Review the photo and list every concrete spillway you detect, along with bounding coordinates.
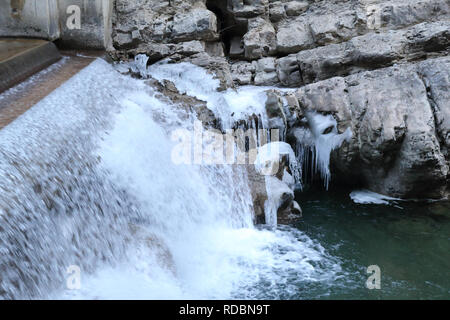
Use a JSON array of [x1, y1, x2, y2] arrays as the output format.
[[0, 39, 61, 94], [0, 41, 103, 129]]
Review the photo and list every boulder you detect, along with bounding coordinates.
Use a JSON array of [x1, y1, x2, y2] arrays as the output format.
[[284, 1, 309, 17], [229, 0, 268, 18], [308, 7, 367, 46], [277, 55, 302, 87], [171, 8, 219, 42], [253, 57, 278, 85], [276, 17, 314, 54], [243, 17, 277, 60], [230, 61, 255, 85], [269, 1, 285, 22], [278, 200, 302, 225], [113, 32, 138, 49], [175, 40, 205, 56], [204, 41, 225, 57]]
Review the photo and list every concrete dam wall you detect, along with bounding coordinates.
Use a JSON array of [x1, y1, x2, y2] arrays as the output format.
[[0, 0, 113, 49]]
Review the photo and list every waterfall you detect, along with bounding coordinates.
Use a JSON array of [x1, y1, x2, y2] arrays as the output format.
[[0, 58, 343, 299]]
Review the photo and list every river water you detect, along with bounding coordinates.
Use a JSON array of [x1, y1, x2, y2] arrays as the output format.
[[0, 58, 448, 299], [296, 190, 450, 299]]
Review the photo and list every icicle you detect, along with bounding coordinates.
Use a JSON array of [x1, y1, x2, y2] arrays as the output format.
[[306, 112, 352, 190]]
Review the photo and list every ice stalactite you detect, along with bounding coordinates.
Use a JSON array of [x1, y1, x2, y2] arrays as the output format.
[[294, 112, 352, 190]]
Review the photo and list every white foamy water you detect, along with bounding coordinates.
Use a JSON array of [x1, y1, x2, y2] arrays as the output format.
[[0, 58, 344, 299]]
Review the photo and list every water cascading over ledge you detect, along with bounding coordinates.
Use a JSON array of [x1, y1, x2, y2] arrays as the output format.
[[0, 58, 344, 299]]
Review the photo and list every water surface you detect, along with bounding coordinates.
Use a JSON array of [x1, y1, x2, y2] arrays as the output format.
[[293, 189, 450, 299]]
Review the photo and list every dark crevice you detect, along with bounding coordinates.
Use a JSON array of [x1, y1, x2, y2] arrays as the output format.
[[297, 62, 305, 85], [206, 0, 248, 58]]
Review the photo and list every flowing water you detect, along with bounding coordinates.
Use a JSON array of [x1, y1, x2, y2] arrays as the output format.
[[0, 58, 448, 299]]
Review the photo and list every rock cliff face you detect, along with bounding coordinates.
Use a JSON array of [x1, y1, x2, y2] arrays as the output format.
[[293, 57, 449, 198], [110, 0, 449, 200]]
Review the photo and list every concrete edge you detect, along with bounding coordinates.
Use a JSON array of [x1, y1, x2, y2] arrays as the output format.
[[0, 42, 62, 94]]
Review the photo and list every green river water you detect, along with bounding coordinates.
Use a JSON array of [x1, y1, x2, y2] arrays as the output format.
[[292, 189, 450, 299]]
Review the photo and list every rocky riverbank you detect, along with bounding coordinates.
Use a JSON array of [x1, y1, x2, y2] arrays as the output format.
[[108, 0, 449, 219]]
